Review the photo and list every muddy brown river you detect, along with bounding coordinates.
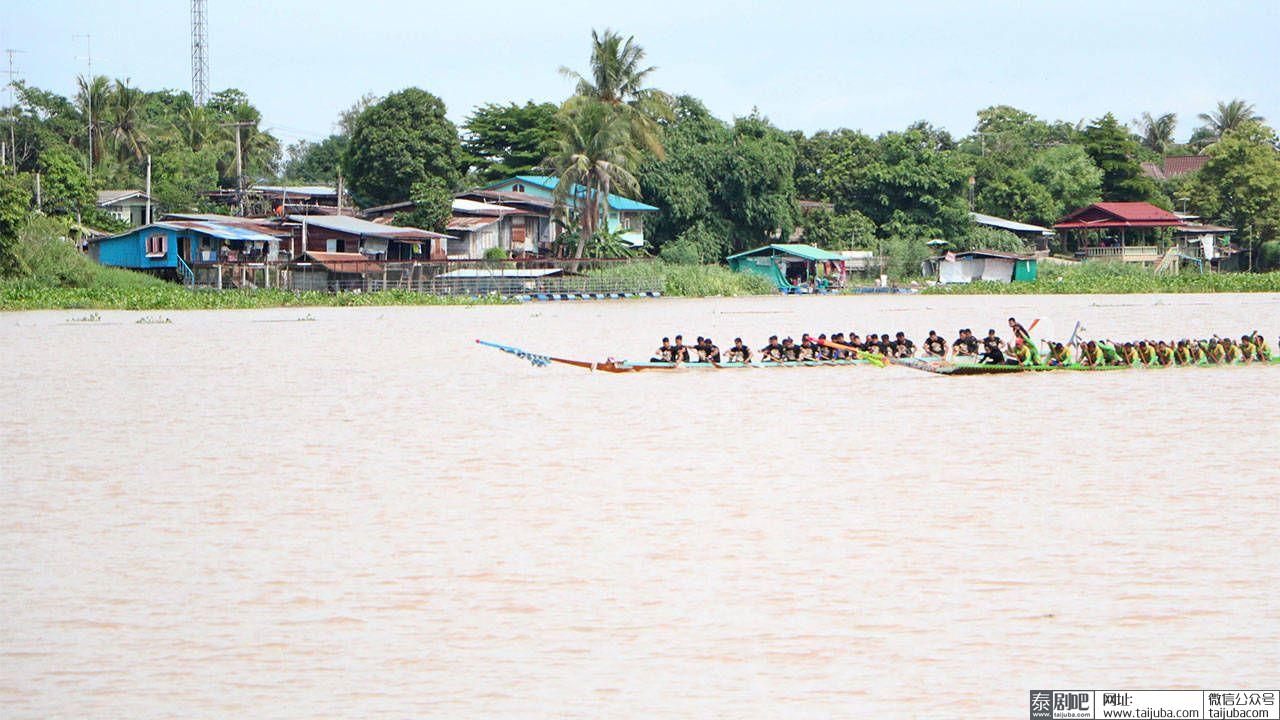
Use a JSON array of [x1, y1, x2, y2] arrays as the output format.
[[2, 293, 1278, 718]]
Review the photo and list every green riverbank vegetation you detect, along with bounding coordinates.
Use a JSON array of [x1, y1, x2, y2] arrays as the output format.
[[922, 261, 1280, 295], [2, 29, 1279, 303]]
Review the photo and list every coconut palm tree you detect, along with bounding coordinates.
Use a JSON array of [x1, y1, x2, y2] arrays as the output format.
[[1196, 99, 1265, 147], [1134, 112, 1177, 154], [560, 29, 672, 157], [172, 104, 216, 151], [544, 100, 641, 263], [109, 79, 149, 162], [74, 74, 111, 168]]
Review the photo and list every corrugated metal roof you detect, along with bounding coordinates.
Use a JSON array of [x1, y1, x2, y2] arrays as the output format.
[[726, 244, 845, 262], [452, 198, 521, 215], [97, 189, 148, 206], [446, 215, 500, 231], [299, 251, 382, 274], [482, 175, 659, 212], [970, 212, 1053, 236], [1055, 202, 1183, 229], [90, 221, 280, 244], [289, 214, 452, 240], [437, 268, 563, 279], [252, 185, 337, 197], [458, 189, 555, 209]]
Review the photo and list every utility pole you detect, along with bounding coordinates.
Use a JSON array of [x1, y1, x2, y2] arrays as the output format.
[[336, 170, 344, 215], [74, 34, 93, 179], [221, 120, 253, 215], [145, 153, 152, 224], [34, 171, 41, 210]]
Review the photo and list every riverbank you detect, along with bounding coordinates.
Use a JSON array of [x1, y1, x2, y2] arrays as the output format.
[[0, 282, 516, 310], [920, 262, 1280, 294]]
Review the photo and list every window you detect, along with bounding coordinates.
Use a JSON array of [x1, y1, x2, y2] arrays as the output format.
[[511, 183, 526, 193], [144, 234, 168, 258]]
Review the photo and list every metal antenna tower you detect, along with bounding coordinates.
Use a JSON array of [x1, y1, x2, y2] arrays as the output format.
[[191, 0, 209, 106]]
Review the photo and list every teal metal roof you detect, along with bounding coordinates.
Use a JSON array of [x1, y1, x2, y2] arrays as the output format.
[[483, 175, 659, 212], [726, 244, 845, 262]]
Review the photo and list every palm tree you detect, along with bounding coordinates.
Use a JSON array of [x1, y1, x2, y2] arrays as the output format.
[[1196, 99, 1265, 148], [109, 79, 149, 162], [74, 74, 111, 168], [544, 100, 641, 264], [171, 104, 216, 151], [1134, 112, 1177, 154], [560, 29, 672, 157]]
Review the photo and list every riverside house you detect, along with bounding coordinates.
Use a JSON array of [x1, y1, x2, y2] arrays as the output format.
[[87, 218, 285, 283], [480, 175, 658, 250]]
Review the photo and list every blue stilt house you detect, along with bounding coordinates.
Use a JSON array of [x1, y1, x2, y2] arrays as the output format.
[[88, 220, 283, 282]]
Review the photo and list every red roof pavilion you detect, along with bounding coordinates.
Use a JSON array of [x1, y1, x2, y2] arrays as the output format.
[[1054, 202, 1185, 230]]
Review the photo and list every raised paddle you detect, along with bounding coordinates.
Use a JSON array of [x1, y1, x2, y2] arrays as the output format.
[[816, 339, 889, 368]]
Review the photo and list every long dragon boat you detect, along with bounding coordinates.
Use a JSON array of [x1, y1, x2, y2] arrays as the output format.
[[478, 339, 1278, 376]]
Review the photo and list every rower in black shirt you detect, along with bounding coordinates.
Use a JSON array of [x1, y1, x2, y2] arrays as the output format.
[[704, 337, 721, 363], [760, 335, 783, 362], [651, 337, 673, 362], [980, 329, 1005, 364], [781, 337, 800, 361], [1008, 317, 1031, 343], [892, 331, 915, 358], [963, 329, 981, 355], [727, 337, 752, 363], [923, 330, 947, 358], [671, 335, 691, 363]]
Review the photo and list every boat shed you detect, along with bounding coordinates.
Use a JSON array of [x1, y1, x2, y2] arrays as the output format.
[[727, 244, 846, 292], [930, 250, 1038, 284]]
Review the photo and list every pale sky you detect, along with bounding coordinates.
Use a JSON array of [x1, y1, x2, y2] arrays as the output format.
[[2, 0, 1276, 149]]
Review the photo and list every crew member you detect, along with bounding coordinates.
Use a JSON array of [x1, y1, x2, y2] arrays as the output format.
[[651, 337, 673, 362], [727, 338, 752, 363], [923, 330, 947, 358]]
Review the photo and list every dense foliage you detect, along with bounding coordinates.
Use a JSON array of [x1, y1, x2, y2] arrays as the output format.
[[2, 28, 1279, 293], [342, 88, 464, 207], [462, 102, 559, 183]]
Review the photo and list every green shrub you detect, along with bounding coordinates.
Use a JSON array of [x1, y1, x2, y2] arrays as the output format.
[[922, 261, 1280, 295], [588, 260, 774, 297]]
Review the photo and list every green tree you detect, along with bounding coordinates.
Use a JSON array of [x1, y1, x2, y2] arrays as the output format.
[[109, 79, 149, 163], [283, 135, 347, 184], [1134, 112, 1177, 155], [560, 28, 672, 158], [801, 208, 876, 250], [636, 96, 731, 252], [0, 174, 34, 275], [837, 126, 971, 239], [1188, 122, 1280, 265], [74, 74, 111, 169], [37, 145, 94, 217], [1024, 145, 1103, 222], [462, 101, 558, 182], [343, 87, 464, 207], [1196, 99, 1265, 147], [1081, 113, 1163, 204], [545, 99, 640, 262], [152, 148, 219, 213], [394, 176, 452, 232], [718, 113, 798, 249]]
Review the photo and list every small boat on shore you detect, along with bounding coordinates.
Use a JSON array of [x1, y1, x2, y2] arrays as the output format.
[[478, 339, 1279, 376]]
